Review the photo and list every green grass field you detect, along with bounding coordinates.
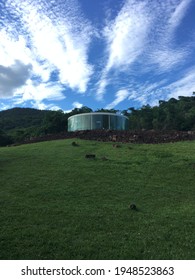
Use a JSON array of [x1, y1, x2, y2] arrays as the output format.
[[0, 139, 195, 260]]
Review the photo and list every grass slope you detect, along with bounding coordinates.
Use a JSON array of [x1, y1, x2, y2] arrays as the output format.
[[0, 139, 195, 260]]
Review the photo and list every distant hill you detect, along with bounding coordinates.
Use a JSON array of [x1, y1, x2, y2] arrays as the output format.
[[0, 106, 91, 145], [0, 107, 49, 131], [0, 107, 58, 145]]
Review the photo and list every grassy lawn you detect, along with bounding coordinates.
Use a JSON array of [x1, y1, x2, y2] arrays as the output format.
[[0, 139, 195, 260]]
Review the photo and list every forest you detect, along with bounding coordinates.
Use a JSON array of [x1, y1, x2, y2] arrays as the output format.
[[0, 94, 195, 146]]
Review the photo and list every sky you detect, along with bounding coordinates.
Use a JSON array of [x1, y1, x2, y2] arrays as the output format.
[[0, 0, 195, 112]]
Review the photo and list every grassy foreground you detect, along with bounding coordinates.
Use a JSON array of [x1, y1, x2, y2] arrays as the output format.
[[0, 139, 195, 260]]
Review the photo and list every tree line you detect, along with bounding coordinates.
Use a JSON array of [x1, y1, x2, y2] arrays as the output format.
[[125, 95, 195, 131], [0, 94, 194, 146]]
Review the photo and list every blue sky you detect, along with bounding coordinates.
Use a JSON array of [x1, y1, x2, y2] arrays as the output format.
[[0, 0, 195, 112]]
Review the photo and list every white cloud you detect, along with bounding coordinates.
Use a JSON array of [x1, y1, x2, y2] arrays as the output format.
[[96, 76, 109, 100], [96, 0, 151, 98], [126, 67, 195, 106], [72, 101, 83, 108], [166, 68, 195, 99], [63, 101, 83, 113], [148, 0, 192, 71], [96, 0, 193, 103], [106, 89, 129, 109], [0, 103, 12, 111], [168, 0, 192, 33], [149, 48, 189, 71], [31, 101, 62, 111], [125, 79, 169, 106], [15, 80, 65, 103], [104, 0, 150, 71], [0, 31, 30, 66], [0, 0, 95, 105], [6, 0, 94, 93], [0, 0, 194, 111]]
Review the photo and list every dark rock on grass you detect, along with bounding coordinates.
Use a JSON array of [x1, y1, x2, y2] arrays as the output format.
[[72, 141, 79, 146], [85, 154, 96, 159], [129, 203, 137, 210]]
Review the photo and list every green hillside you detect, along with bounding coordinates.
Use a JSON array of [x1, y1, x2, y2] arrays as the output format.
[[0, 108, 49, 144], [0, 107, 68, 144], [0, 107, 48, 130], [0, 106, 90, 145], [0, 139, 194, 259]]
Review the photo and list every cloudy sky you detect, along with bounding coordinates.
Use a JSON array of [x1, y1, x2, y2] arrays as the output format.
[[0, 0, 195, 112]]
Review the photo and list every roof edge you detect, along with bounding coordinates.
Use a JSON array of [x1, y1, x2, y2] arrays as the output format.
[[68, 112, 129, 120]]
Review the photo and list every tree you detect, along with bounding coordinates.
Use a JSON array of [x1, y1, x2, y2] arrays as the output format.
[[42, 110, 67, 134], [70, 106, 93, 115], [95, 108, 119, 114], [0, 129, 13, 146]]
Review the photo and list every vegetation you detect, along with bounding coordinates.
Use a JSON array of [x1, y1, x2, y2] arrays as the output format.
[[0, 95, 195, 146], [0, 106, 92, 145], [0, 129, 13, 146], [0, 139, 195, 259], [126, 96, 195, 131]]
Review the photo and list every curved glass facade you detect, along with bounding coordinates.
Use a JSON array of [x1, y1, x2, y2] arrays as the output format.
[[68, 113, 129, 131]]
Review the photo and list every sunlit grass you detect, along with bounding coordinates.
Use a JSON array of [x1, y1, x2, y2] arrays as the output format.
[[0, 139, 195, 259]]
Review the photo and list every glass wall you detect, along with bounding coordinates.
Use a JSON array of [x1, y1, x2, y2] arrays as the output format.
[[91, 114, 103, 130], [110, 115, 117, 130], [68, 113, 128, 131]]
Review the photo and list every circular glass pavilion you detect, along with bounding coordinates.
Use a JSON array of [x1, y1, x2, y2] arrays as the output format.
[[68, 112, 129, 131]]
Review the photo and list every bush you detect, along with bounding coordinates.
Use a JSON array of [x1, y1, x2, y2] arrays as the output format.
[[0, 130, 13, 146]]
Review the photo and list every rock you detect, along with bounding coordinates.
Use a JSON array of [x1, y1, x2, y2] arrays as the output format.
[[72, 141, 79, 146], [85, 154, 96, 159], [129, 203, 137, 210]]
